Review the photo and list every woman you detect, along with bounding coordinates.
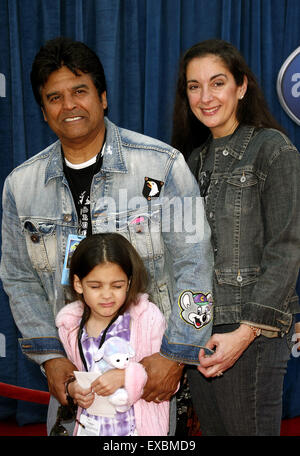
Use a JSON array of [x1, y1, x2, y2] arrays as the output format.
[[172, 39, 300, 436]]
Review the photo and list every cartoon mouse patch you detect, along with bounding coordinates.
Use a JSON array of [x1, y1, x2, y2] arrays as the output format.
[[179, 290, 213, 329], [143, 177, 164, 200]]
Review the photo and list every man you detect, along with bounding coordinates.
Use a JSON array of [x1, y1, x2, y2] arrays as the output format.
[[0, 38, 213, 419]]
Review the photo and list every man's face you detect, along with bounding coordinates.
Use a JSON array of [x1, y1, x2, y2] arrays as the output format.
[[41, 66, 107, 150]]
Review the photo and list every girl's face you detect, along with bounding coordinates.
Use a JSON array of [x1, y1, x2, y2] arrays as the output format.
[[73, 261, 129, 325], [186, 54, 247, 138]]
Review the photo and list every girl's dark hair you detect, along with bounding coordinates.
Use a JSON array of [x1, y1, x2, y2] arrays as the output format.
[[30, 36, 107, 111], [69, 233, 148, 319], [171, 39, 284, 159]]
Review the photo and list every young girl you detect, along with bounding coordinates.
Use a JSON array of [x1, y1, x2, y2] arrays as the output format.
[[55, 232, 169, 436]]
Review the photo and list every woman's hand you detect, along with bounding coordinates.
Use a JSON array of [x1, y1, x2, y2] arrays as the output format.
[[197, 324, 256, 377], [91, 369, 125, 396], [67, 380, 95, 409]]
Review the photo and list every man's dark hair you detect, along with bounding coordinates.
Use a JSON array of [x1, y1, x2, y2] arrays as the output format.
[[30, 37, 107, 108]]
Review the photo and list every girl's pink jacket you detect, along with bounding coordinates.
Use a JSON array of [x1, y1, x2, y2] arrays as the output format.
[[55, 293, 170, 436]]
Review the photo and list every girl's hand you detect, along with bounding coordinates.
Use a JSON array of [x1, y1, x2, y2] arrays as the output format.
[[197, 324, 256, 377], [91, 369, 125, 396], [67, 380, 95, 409]]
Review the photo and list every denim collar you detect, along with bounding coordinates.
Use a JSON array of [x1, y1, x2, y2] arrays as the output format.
[[44, 117, 128, 185], [199, 125, 256, 163]]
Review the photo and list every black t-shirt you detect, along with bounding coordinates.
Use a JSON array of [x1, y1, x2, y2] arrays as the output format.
[[63, 152, 103, 236]]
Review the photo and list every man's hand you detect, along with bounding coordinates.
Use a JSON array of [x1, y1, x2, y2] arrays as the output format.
[[43, 357, 77, 405], [140, 352, 184, 403]]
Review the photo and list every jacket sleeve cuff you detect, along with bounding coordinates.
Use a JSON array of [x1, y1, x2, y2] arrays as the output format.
[[19, 337, 66, 365], [241, 302, 293, 334]]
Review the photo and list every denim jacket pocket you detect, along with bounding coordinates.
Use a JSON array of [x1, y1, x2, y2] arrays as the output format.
[[98, 205, 165, 261], [21, 218, 57, 271], [127, 205, 164, 260], [225, 170, 259, 214], [215, 267, 260, 287]]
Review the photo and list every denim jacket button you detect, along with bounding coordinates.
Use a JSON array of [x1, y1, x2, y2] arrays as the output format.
[[209, 212, 214, 219], [240, 176, 246, 183], [222, 149, 229, 156], [237, 274, 243, 282], [63, 214, 72, 222], [30, 234, 40, 243]]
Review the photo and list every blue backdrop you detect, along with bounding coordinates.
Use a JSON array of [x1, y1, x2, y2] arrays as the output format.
[[0, 0, 300, 426]]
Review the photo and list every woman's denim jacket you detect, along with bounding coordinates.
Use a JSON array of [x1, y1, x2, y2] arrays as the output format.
[[188, 125, 300, 335], [0, 118, 214, 365]]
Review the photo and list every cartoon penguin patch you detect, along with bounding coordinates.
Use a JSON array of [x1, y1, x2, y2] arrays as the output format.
[[179, 290, 213, 329], [143, 177, 164, 200]]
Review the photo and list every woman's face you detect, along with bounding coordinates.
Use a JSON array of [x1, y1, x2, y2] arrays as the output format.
[[186, 54, 247, 138]]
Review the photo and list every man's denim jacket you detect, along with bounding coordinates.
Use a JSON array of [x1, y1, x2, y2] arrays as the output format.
[[188, 125, 300, 335], [0, 118, 214, 365]]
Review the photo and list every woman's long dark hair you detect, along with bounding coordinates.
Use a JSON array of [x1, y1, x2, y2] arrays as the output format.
[[171, 39, 284, 159], [69, 233, 149, 322]]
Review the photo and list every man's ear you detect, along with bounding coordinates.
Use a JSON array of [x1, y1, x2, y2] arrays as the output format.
[[100, 90, 108, 110], [41, 106, 48, 122], [73, 274, 83, 294]]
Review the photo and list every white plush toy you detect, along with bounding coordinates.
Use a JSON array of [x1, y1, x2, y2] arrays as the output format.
[[93, 336, 135, 413]]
